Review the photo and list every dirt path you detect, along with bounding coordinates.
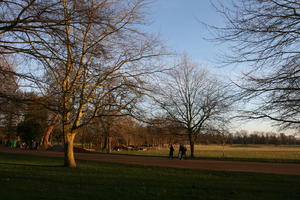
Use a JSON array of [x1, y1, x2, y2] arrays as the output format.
[[1, 146, 300, 175]]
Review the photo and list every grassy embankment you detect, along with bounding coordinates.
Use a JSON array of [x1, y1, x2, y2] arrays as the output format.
[[114, 144, 300, 163], [1, 152, 300, 200]]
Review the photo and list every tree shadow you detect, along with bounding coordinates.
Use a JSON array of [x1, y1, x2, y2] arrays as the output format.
[[0, 162, 64, 168]]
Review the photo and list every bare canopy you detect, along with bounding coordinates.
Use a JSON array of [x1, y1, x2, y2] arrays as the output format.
[[210, 0, 300, 130], [153, 55, 233, 157], [0, 0, 165, 167]]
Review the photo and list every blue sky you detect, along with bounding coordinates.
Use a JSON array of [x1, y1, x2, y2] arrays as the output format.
[[148, 0, 222, 62], [146, 0, 278, 133], [147, 0, 240, 79]]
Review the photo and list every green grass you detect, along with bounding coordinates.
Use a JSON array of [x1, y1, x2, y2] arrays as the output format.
[[1, 152, 300, 200], [114, 145, 300, 163]]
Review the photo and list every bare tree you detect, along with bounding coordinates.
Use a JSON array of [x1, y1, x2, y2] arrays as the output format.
[[1, 0, 164, 167], [0, 0, 62, 54], [97, 90, 137, 153], [0, 1, 63, 143], [210, 0, 300, 130], [0, 0, 36, 34], [153, 55, 232, 157], [0, 55, 22, 140]]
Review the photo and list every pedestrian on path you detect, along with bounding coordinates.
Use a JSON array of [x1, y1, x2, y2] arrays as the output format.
[[178, 144, 187, 160], [168, 144, 175, 159]]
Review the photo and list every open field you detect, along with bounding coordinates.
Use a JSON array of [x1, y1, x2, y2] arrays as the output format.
[[114, 145, 300, 162], [1, 152, 300, 200], [2, 146, 300, 175]]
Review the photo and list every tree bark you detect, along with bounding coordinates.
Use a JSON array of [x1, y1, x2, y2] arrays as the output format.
[[64, 132, 76, 168], [103, 134, 111, 153], [107, 136, 111, 153], [102, 134, 107, 152], [41, 114, 59, 149], [41, 127, 53, 149], [188, 133, 195, 158]]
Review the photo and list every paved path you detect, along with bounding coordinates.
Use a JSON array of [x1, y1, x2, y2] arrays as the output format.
[[1, 146, 300, 175]]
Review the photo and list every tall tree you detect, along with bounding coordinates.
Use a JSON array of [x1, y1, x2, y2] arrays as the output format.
[[153, 55, 232, 157], [211, 0, 300, 130], [0, 0, 61, 141], [0, 55, 21, 140], [1, 0, 164, 167], [17, 101, 48, 145]]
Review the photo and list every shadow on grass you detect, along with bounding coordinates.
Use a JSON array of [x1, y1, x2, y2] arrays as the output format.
[[0, 162, 64, 168], [109, 152, 300, 163]]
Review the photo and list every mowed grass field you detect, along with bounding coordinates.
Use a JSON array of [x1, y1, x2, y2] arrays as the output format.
[[1, 152, 300, 200], [115, 145, 300, 162]]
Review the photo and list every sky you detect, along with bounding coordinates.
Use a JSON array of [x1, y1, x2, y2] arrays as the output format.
[[148, 0, 221, 62], [146, 0, 278, 133]]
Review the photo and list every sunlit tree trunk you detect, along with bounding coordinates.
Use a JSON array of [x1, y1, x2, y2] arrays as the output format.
[[41, 114, 59, 149], [64, 131, 76, 168], [41, 126, 54, 149]]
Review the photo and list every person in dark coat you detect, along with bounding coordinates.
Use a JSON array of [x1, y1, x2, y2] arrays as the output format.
[[168, 144, 175, 159], [181, 145, 187, 160], [178, 144, 183, 159], [179, 144, 187, 160]]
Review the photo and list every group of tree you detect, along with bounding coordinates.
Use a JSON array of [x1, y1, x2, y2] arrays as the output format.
[[199, 130, 300, 145], [1, 0, 300, 168], [0, 0, 165, 167], [0, 0, 236, 167], [53, 121, 300, 149]]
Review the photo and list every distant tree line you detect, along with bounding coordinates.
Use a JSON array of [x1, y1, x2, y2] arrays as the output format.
[[73, 125, 300, 147], [198, 131, 300, 146], [1, 103, 299, 150]]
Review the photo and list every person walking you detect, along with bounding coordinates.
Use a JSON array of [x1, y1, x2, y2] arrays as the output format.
[[181, 145, 187, 160], [178, 144, 183, 159], [168, 144, 175, 159], [178, 144, 187, 160]]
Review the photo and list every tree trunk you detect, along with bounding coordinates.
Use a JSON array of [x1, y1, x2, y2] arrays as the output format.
[[41, 115, 59, 149], [103, 135, 111, 153], [96, 136, 102, 151], [64, 132, 76, 168], [41, 122, 56, 148], [107, 136, 111, 153], [41, 128, 52, 149], [102, 135, 107, 152], [188, 134, 195, 158]]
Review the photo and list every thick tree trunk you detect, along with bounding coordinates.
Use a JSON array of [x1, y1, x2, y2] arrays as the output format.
[[64, 132, 76, 168], [102, 135, 107, 152], [103, 134, 111, 153], [188, 134, 195, 158], [41, 127, 53, 149], [41, 115, 59, 149], [107, 136, 111, 153]]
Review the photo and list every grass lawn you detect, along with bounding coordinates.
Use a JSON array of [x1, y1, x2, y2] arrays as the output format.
[[114, 144, 300, 163], [1, 152, 300, 200]]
